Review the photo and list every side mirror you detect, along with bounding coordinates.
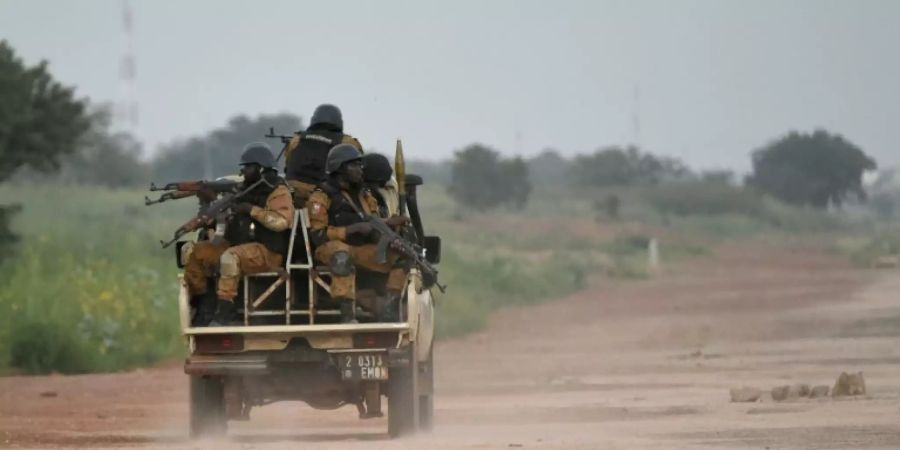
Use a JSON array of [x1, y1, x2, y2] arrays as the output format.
[[175, 241, 192, 269], [424, 236, 441, 264]]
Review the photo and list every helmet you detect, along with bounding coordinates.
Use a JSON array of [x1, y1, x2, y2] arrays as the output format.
[[362, 153, 393, 185], [239, 142, 275, 169], [310, 104, 343, 131], [325, 144, 363, 175]]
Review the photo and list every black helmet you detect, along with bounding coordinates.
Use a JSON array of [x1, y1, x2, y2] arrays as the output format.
[[362, 153, 393, 186], [239, 142, 275, 169], [310, 104, 343, 131], [325, 144, 363, 175]]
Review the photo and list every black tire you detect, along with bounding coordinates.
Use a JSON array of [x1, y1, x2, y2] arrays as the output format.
[[189, 375, 227, 438], [388, 345, 418, 438], [418, 346, 434, 432]]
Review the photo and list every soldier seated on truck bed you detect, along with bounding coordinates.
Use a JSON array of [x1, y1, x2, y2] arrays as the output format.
[[307, 144, 409, 324], [283, 104, 364, 207], [361, 152, 400, 218], [183, 143, 295, 326]]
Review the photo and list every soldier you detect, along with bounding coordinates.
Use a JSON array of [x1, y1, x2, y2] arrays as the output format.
[[183, 142, 295, 326], [307, 144, 408, 323], [361, 152, 400, 218], [284, 104, 364, 206]]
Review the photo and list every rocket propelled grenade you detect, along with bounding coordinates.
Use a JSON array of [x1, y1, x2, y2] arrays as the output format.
[[395, 139, 407, 216]]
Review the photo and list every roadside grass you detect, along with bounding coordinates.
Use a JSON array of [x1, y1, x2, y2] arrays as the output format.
[[831, 228, 900, 267], [0, 181, 855, 374], [0, 185, 190, 374]]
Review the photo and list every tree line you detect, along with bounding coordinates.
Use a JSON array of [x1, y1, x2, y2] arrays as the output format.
[[0, 38, 886, 242]]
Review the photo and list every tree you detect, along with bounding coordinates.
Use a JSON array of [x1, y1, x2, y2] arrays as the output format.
[[151, 113, 303, 181], [53, 106, 148, 187], [746, 130, 876, 208], [501, 156, 532, 210], [527, 149, 569, 186], [0, 40, 90, 180], [570, 145, 689, 187], [0, 40, 90, 260], [447, 144, 532, 210]]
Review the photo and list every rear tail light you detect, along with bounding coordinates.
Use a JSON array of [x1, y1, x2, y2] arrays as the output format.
[[195, 334, 244, 353], [353, 332, 396, 349]]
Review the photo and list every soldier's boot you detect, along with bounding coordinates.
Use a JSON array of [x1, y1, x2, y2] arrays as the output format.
[[189, 279, 218, 327], [209, 299, 239, 327], [191, 294, 218, 327], [339, 300, 358, 324], [191, 282, 219, 327], [376, 293, 400, 323]]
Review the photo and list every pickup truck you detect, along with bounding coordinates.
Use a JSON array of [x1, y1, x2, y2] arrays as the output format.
[[175, 175, 440, 438]]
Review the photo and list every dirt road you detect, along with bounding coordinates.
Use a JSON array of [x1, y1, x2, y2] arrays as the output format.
[[3, 241, 900, 449]]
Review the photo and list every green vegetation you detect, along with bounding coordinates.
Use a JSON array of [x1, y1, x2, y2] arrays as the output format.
[[0, 185, 191, 374], [447, 144, 531, 210], [0, 176, 862, 375], [747, 129, 875, 208], [0, 39, 91, 263], [833, 229, 900, 267], [417, 181, 842, 337], [0, 38, 890, 377]]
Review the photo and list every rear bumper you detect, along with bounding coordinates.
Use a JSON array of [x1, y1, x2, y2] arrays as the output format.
[[183, 323, 410, 336], [185, 354, 269, 376]]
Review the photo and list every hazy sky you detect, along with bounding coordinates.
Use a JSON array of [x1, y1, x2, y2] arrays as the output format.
[[2, 0, 898, 172]]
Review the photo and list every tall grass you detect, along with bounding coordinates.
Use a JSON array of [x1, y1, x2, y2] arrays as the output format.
[[0, 185, 190, 374]]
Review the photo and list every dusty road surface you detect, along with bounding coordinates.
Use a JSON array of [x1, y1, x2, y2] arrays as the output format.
[[3, 241, 900, 449]]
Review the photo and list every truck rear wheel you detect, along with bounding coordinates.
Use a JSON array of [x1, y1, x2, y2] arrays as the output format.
[[388, 346, 418, 438], [189, 375, 227, 438], [418, 346, 434, 431]]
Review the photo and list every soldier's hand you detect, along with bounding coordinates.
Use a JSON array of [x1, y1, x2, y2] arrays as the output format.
[[232, 202, 254, 215], [345, 222, 373, 236], [388, 238, 405, 251], [385, 215, 409, 227], [185, 215, 212, 232]]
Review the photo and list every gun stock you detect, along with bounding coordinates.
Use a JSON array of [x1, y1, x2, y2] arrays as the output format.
[[365, 215, 444, 291]]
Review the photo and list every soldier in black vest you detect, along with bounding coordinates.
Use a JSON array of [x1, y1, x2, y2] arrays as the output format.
[[183, 143, 295, 326], [307, 144, 409, 323], [284, 104, 364, 206]]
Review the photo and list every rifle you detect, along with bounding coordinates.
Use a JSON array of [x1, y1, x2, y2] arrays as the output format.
[[366, 215, 446, 293], [145, 179, 240, 206], [265, 127, 295, 164], [159, 177, 267, 248]]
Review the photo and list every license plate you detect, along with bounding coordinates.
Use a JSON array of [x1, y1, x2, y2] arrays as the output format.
[[338, 352, 388, 381]]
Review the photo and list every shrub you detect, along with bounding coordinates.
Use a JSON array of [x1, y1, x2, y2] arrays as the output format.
[[9, 320, 96, 374], [643, 181, 764, 217]]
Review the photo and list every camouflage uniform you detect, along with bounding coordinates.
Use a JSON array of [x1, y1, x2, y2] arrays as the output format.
[[184, 179, 295, 301], [307, 182, 407, 302], [374, 177, 400, 218]]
